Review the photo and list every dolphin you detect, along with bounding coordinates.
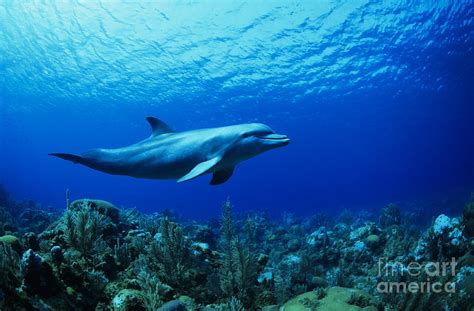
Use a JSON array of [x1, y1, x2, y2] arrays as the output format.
[[49, 117, 290, 185]]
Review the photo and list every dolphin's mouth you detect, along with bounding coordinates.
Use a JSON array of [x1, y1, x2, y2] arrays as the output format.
[[258, 134, 290, 144]]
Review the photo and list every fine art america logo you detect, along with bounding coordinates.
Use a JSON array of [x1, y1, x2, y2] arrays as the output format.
[[377, 257, 457, 293]]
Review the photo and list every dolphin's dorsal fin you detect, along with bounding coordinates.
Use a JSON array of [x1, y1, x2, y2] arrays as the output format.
[[146, 116, 174, 136]]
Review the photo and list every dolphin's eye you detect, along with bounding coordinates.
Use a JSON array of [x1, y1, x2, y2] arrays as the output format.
[[242, 133, 250, 138]]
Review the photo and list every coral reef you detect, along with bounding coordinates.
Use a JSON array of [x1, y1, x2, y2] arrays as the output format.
[[379, 203, 401, 228], [282, 286, 379, 311], [0, 184, 472, 310]]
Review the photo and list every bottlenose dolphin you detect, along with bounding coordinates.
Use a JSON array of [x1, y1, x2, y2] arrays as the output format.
[[50, 117, 290, 185]]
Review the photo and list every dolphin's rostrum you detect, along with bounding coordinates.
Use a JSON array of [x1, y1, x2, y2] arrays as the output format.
[[50, 117, 290, 185]]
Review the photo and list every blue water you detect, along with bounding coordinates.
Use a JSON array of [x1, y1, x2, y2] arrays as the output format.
[[0, 1, 473, 219]]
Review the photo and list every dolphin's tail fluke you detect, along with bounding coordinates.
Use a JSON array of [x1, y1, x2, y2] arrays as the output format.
[[49, 153, 83, 164]]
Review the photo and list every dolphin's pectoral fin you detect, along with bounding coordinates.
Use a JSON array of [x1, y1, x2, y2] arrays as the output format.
[[177, 157, 222, 183], [146, 116, 174, 136], [210, 167, 234, 185]]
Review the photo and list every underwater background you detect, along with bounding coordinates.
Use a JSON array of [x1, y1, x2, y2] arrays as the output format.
[[1, 1, 474, 218], [1, 1, 474, 311]]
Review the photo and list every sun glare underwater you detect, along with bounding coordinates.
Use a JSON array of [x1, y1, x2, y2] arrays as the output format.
[[0, 1, 474, 310]]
